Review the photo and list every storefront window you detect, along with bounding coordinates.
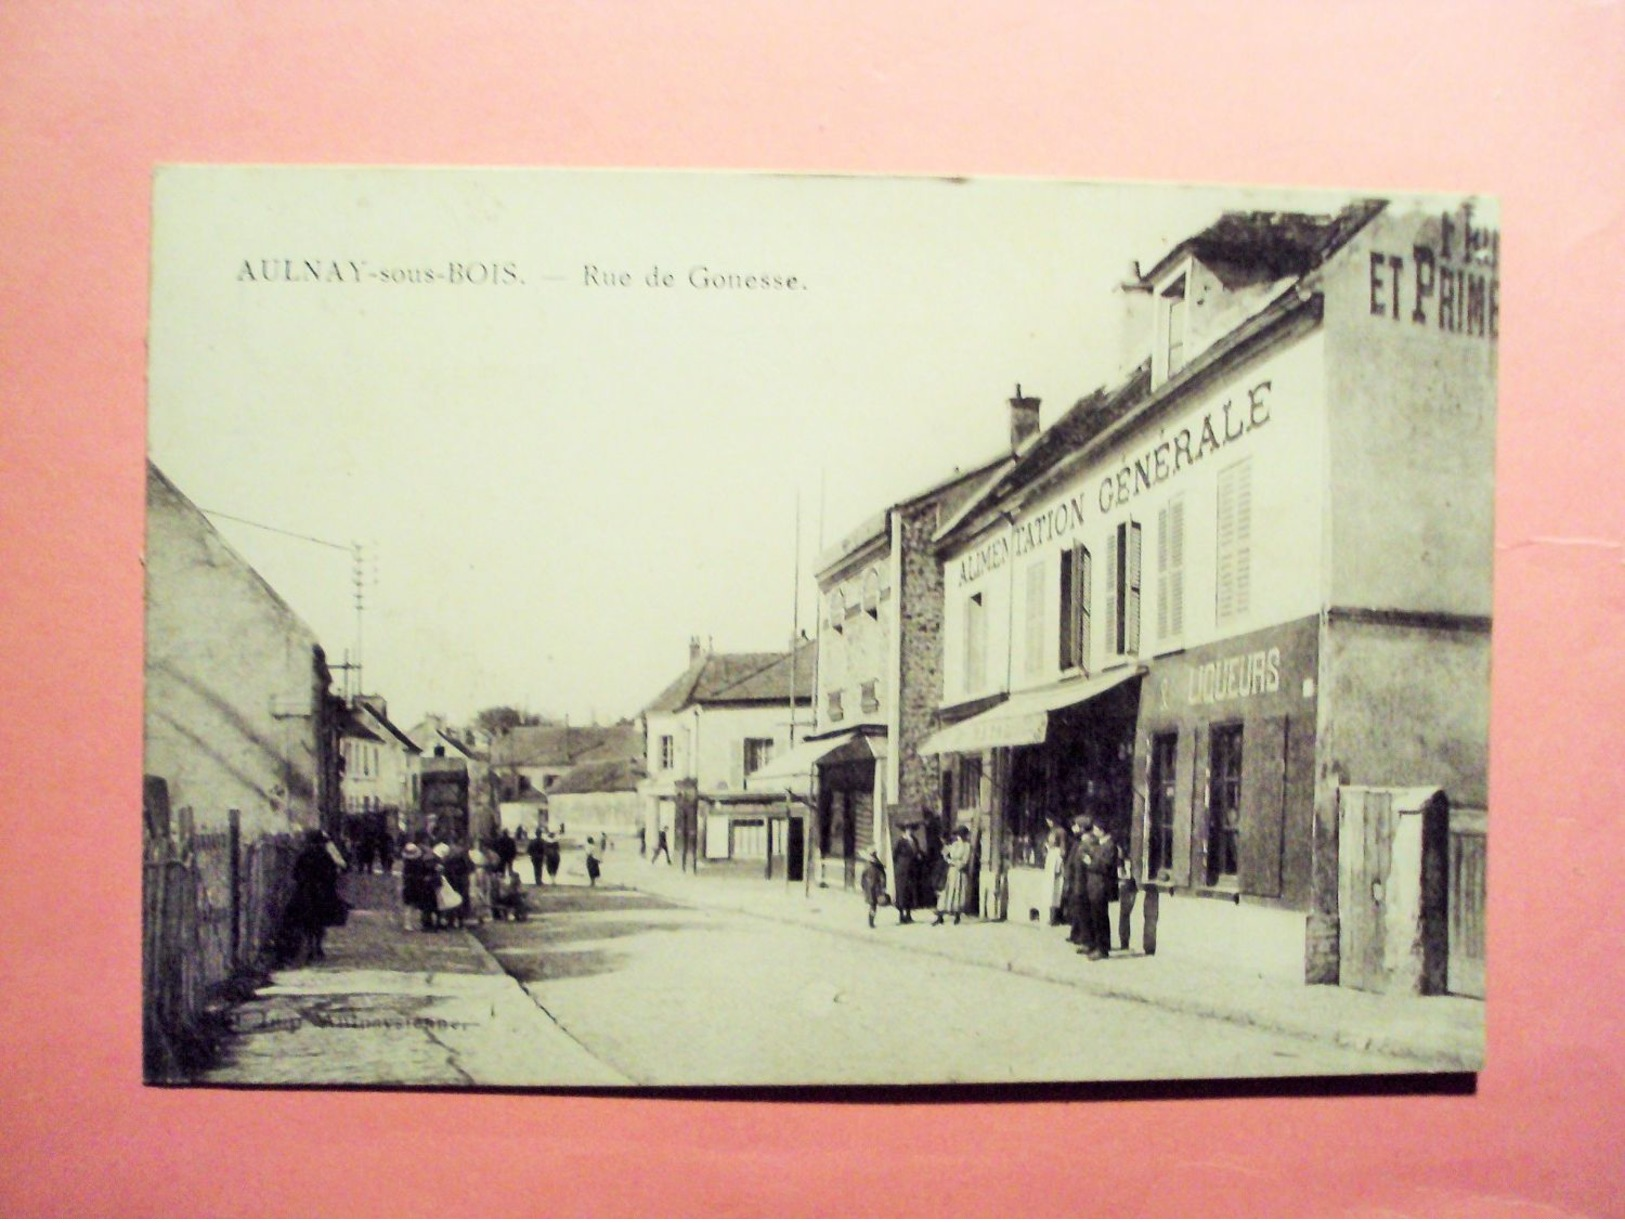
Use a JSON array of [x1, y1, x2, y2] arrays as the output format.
[[1207, 723, 1243, 883]]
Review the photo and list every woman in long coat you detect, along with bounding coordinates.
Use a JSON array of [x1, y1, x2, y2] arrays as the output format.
[[932, 827, 973, 926], [892, 826, 922, 924], [400, 842, 436, 931], [285, 829, 342, 962]]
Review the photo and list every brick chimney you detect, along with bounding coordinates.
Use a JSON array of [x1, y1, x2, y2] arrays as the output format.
[[1009, 384, 1041, 452]]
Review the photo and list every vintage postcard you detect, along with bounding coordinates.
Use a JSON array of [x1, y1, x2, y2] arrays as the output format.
[[144, 167, 1494, 1087]]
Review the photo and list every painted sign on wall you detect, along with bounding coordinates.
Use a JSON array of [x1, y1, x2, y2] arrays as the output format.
[[1367, 206, 1499, 341]]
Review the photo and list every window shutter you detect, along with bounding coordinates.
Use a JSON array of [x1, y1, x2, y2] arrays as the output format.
[[1169, 496, 1185, 637], [1156, 506, 1170, 640], [1216, 459, 1249, 621], [1105, 529, 1120, 655], [1126, 520, 1142, 655], [1058, 550, 1074, 671], [1025, 560, 1046, 677], [1078, 546, 1092, 673], [1237, 716, 1286, 897]]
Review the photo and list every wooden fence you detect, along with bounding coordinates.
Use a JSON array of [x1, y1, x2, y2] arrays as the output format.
[[142, 806, 304, 1081]]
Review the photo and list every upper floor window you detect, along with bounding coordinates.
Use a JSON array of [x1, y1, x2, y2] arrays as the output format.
[[1157, 495, 1186, 642], [1104, 520, 1142, 657], [1216, 457, 1253, 622], [964, 592, 987, 692], [659, 734, 675, 772], [827, 588, 845, 634], [859, 679, 881, 715], [861, 567, 882, 619], [827, 689, 845, 722], [743, 737, 774, 776], [1058, 545, 1092, 673], [1161, 273, 1188, 380]]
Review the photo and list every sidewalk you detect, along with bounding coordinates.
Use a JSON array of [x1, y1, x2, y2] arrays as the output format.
[[201, 874, 628, 1087], [619, 856, 1485, 1072]]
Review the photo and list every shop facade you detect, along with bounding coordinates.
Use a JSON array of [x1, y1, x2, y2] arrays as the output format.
[[927, 199, 1495, 986]]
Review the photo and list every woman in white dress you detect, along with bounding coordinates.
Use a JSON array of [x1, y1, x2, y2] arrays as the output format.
[[932, 827, 974, 926], [1043, 818, 1070, 926]]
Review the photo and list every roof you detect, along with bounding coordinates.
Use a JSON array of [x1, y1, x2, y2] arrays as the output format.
[[492, 722, 641, 768], [339, 710, 384, 743], [643, 639, 819, 713], [548, 756, 647, 795], [1140, 199, 1386, 286], [358, 700, 421, 754], [935, 368, 1149, 545], [815, 453, 1009, 579], [937, 204, 1382, 551]]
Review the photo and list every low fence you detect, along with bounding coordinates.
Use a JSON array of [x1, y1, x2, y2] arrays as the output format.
[[142, 806, 304, 1081]]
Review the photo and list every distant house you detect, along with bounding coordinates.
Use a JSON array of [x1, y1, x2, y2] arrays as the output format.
[[405, 715, 483, 840], [491, 721, 643, 834], [639, 637, 816, 870], [547, 752, 648, 842], [339, 696, 420, 835]]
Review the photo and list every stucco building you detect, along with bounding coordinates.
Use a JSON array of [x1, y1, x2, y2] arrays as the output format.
[[639, 637, 816, 868], [926, 200, 1496, 985], [144, 462, 341, 841]]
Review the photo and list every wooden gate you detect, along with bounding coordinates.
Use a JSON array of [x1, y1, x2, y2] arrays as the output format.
[[1447, 808, 1487, 998], [1338, 786, 1449, 995]]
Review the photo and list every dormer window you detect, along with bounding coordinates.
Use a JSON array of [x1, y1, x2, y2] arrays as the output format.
[[1161, 272, 1188, 381]]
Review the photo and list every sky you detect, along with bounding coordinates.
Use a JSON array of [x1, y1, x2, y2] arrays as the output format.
[[147, 167, 1355, 729]]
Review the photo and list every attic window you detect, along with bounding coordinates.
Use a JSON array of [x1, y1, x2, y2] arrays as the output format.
[[1162, 273, 1188, 378]]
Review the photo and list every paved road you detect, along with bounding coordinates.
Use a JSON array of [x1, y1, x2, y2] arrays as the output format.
[[476, 881, 1429, 1088]]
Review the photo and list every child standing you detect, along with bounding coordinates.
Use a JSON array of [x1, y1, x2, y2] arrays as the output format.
[[860, 849, 887, 929]]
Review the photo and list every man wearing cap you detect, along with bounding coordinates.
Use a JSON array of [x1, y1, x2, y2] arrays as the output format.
[[1067, 810, 1118, 960]]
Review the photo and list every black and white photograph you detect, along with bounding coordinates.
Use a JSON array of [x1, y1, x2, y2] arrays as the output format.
[[143, 166, 1495, 1088]]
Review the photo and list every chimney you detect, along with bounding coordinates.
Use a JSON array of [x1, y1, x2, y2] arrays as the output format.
[[1009, 384, 1041, 453], [689, 635, 704, 663]]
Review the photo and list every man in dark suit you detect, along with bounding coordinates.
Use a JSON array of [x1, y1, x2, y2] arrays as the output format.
[[1068, 810, 1118, 960]]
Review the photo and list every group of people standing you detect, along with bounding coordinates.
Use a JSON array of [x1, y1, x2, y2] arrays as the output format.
[[856, 808, 1134, 961], [398, 833, 531, 931], [864, 818, 975, 929], [1042, 809, 1131, 960]]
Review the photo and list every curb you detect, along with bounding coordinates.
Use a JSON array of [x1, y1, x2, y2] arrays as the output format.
[[625, 878, 1480, 1072]]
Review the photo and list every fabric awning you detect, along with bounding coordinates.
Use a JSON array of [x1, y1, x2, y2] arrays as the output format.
[[918, 667, 1146, 756], [744, 731, 882, 793]]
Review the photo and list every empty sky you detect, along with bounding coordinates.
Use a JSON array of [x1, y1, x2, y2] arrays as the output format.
[[148, 167, 1354, 727]]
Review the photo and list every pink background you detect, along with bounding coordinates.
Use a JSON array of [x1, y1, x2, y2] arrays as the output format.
[[1, 2, 1621, 1216]]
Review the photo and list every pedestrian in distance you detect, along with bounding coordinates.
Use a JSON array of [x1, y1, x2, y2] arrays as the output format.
[[638, 824, 648, 858], [283, 829, 344, 963], [652, 827, 672, 865], [468, 842, 494, 924], [495, 826, 518, 876], [491, 868, 529, 921], [892, 820, 924, 924], [584, 837, 602, 887], [542, 825, 562, 883], [400, 841, 436, 932], [859, 849, 888, 929], [527, 828, 546, 886], [932, 826, 973, 926]]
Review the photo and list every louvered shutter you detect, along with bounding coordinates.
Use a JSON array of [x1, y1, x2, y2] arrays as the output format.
[[1078, 547, 1092, 673], [1105, 529, 1120, 655], [1233, 462, 1251, 616], [1169, 497, 1185, 637], [1058, 550, 1074, 670], [1126, 521, 1142, 655], [1157, 506, 1171, 640], [1025, 560, 1046, 677]]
